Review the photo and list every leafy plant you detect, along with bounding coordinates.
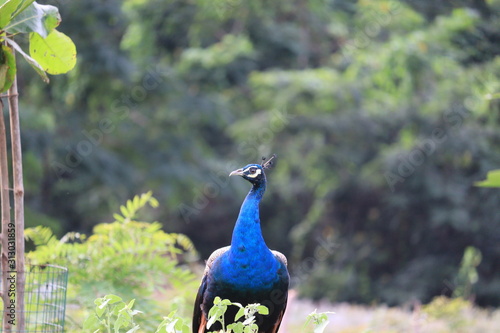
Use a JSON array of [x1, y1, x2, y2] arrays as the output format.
[[83, 294, 191, 333], [0, 0, 77, 91], [25, 192, 198, 330], [304, 309, 335, 333], [155, 311, 191, 333], [205, 297, 334, 333], [83, 293, 335, 333], [206, 297, 269, 333], [83, 294, 142, 333]]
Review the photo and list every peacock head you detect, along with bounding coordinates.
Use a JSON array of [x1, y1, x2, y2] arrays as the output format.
[[229, 154, 276, 185]]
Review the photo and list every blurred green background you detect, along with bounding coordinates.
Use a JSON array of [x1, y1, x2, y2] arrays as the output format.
[[10, 0, 500, 307]]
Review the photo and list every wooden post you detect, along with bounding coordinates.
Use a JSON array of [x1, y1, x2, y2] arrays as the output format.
[[8, 68, 26, 332], [0, 99, 13, 331]]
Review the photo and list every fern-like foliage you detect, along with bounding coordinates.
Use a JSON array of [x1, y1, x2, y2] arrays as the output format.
[[25, 192, 198, 330], [112, 191, 159, 222]]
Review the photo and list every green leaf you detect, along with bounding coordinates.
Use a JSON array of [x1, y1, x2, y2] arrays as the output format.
[[94, 296, 105, 307], [83, 313, 100, 330], [0, 0, 35, 29], [120, 205, 129, 218], [114, 314, 130, 333], [9, 0, 36, 21], [162, 320, 175, 332], [313, 319, 330, 333], [206, 318, 216, 330], [234, 307, 245, 321], [0, 0, 25, 29], [29, 29, 77, 74], [304, 310, 335, 333], [220, 299, 232, 306], [95, 300, 108, 317], [227, 321, 244, 333], [149, 196, 159, 208], [5, 2, 60, 37], [105, 294, 123, 304], [4, 36, 48, 83], [133, 195, 140, 210], [475, 169, 500, 188], [126, 299, 136, 309], [257, 305, 269, 315], [0, 44, 16, 93], [112, 302, 126, 316], [125, 325, 140, 333], [127, 198, 135, 215], [174, 318, 187, 331]]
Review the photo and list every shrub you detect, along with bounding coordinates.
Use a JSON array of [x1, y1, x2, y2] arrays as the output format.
[[25, 192, 197, 330]]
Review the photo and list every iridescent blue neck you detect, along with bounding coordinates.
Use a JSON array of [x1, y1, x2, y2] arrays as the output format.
[[230, 180, 268, 253], [222, 179, 280, 289]]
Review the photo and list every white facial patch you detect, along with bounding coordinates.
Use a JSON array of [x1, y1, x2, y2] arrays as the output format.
[[244, 167, 262, 178]]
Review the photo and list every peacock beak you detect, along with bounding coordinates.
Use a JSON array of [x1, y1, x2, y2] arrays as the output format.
[[229, 169, 244, 177]]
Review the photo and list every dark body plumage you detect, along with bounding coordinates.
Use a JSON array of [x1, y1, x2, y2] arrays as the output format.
[[192, 159, 289, 333]]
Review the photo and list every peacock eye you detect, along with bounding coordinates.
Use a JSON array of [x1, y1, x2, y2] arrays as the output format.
[[249, 168, 256, 174]]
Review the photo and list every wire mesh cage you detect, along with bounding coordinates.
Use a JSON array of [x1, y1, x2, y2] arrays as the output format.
[[0, 265, 68, 332]]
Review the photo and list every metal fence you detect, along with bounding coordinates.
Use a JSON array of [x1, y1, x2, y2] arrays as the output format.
[[0, 265, 68, 332]]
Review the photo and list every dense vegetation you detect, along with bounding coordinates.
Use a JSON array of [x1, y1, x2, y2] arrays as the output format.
[[11, 0, 500, 307]]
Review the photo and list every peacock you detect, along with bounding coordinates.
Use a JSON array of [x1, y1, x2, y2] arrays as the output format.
[[192, 155, 289, 333]]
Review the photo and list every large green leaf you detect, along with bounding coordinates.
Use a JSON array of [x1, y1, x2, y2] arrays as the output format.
[[0, 0, 25, 29], [475, 169, 500, 188], [10, 0, 35, 18], [5, 0, 37, 24], [5, 36, 48, 83], [29, 29, 76, 74], [5, 2, 59, 37], [0, 44, 16, 93]]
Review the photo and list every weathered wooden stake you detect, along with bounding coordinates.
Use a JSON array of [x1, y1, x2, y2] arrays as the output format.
[[8, 67, 26, 332], [0, 46, 27, 332], [0, 99, 13, 331]]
